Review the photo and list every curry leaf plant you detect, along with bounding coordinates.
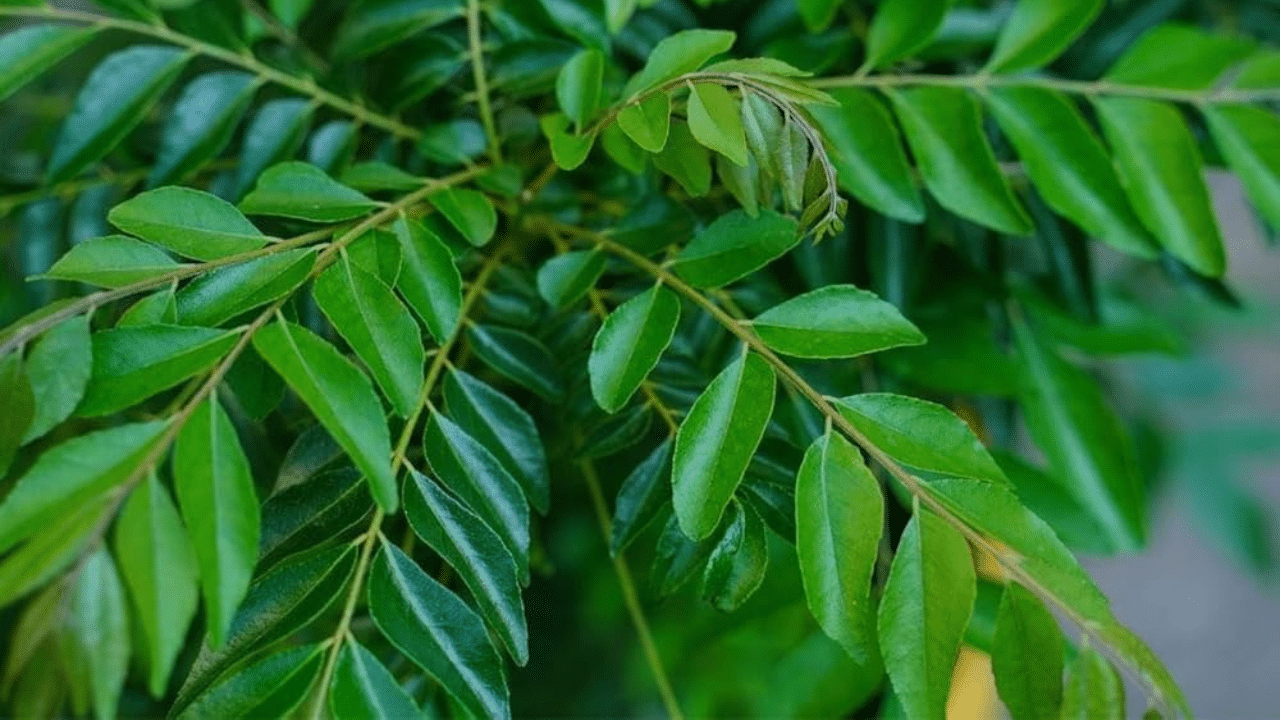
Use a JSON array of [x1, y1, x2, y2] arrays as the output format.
[[2, 0, 1276, 716]]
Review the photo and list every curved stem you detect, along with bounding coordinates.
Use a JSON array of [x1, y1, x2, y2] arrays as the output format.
[[466, 0, 502, 164]]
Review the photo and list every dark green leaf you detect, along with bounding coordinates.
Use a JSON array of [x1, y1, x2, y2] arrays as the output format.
[[673, 209, 799, 288], [985, 0, 1104, 72], [536, 250, 606, 310], [1061, 644, 1124, 720], [797, 0, 840, 32], [0, 353, 32, 475], [330, 641, 422, 720], [702, 501, 768, 611], [589, 285, 681, 412], [178, 644, 324, 720], [234, 99, 314, 197], [258, 468, 372, 568], [1105, 24, 1254, 90], [63, 549, 130, 720], [621, 29, 735, 98], [0, 24, 96, 104], [149, 71, 259, 186], [863, 0, 949, 69], [21, 315, 91, 444], [77, 324, 238, 416], [339, 161, 424, 192], [718, 152, 760, 217], [40, 236, 182, 288], [991, 583, 1064, 720], [579, 404, 652, 461], [610, 438, 673, 556], [687, 82, 748, 167], [334, 0, 463, 59], [175, 248, 316, 326], [752, 285, 924, 359], [538, 0, 609, 51], [652, 121, 711, 196], [393, 218, 462, 343], [617, 92, 671, 152], [1203, 104, 1280, 233], [240, 162, 377, 222], [556, 49, 604, 131], [466, 324, 565, 402], [431, 188, 497, 247], [418, 119, 487, 166], [651, 513, 713, 596]]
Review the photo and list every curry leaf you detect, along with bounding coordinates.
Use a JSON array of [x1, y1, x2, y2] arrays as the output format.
[[752, 285, 924, 359], [589, 285, 681, 413]]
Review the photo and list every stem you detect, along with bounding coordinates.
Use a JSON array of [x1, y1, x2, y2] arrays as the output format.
[[466, 0, 502, 164]]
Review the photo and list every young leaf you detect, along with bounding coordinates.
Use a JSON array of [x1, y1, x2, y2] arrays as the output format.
[[63, 549, 130, 720], [330, 641, 423, 720], [466, 324, 565, 403], [751, 285, 924, 359], [702, 501, 768, 612], [741, 91, 783, 180], [0, 354, 32, 476], [673, 352, 776, 540], [404, 470, 529, 665], [149, 71, 260, 187], [878, 509, 976, 720], [178, 644, 324, 720], [1203, 105, 1280, 233], [1061, 644, 1124, 720], [652, 121, 712, 197], [673, 209, 800, 288], [556, 49, 604, 131], [833, 393, 1006, 484], [313, 257, 426, 417], [536, 250, 607, 310], [47, 46, 189, 184], [588, 285, 681, 413], [77, 325, 239, 417], [617, 92, 671, 153], [239, 162, 377, 222], [610, 438, 674, 556], [687, 82, 749, 167], [985, 0, 1105, 73], [368, 543, 511, 720], [252, 321, 397, 512], [431, 188, 497, 247], [889, 87, 1033, 235], [541, 113, 596, 170], [1104, 24, 1255, 90], [796, 432, 883, 662], [234, 99, 314, 198], [991, 583, 1065, 720], [175, 248, 316, 327], [778, 116, 809, 212], [114, 474, 199, 697], [0, 25, 96, 104], [173, 398, 261, 648], [621, 29, 736, 98], [393, 218, 462, 343], [40, 236, 182, 288], [21, 314, 91, 444], [863, 0, 949, 69], [984, 87, 1157, 258]]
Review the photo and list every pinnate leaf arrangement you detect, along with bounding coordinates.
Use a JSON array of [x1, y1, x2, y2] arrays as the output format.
[[0, 0, 1274, 716]]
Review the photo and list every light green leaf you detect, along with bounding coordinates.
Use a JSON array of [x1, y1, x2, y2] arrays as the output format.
[[1, 582, 62, 696], [718, 152, 760, 217], [673, 209, 800, 288], [604, 0, 636, 34], [752, 285, 924, 359], [796, 432, 883, 661], [878, 509, 975, 720], [601, 122, 647, 173], [589, 285, 681, 413], [346, 228, 402, 286], [673, 352, 776, 540], [0, 497, 109, 611], [404, 470, 528, 664], [118, 288, 178, 328], [1105, 23, 1254, 90], [431, 187, 497, 246], [610, 438, 673, 556], [702, 501, 768, 611], [889, 87, 1032, 235], [0, 353, 32, 476], [40, 236, 182, 288], [47, 45, 189, 184], [777, 115, 809, 212], [253, 320, 397, 512], [808, 88, 923, 222], [0, 421, 165, 554], [339, 161, 424, 192], [652, 121, 711, 196], [178, 644, 324, 720], [392, 218, 461, 343], [63, 549, 130, 720], [536, 250, 606, 310], [1061, 644, 1124, 720], [687, 82, 748, 167], [330, 641, 422, 720], [149, 71, 259, 186], [0, 24, 96, 103], [621, 29, 736, 98], [703, 57, 810, 76], [240, 162, 377, 222], [991, 583, 1064, 720], [741, 91, 783, 180], [77, 324, 238, 417], [1203, 104, 1280, 233], [114, 474, 198, 697], [333, 0, 463, 59], [617, 92, 671, 152], [984, 87, 1157, 258], [541, 113, 596, 170], [368, 542, 511, 720], [834, 393, 1006, 484], [21, 315, 91, 444], [110, 187, 268, 261], [234, 99, 314, 197], [314, 257, 425, 417], [557, 49, 604, 131], [985, 0, 1104, 73], [797, 0, 840, 32], [466, 324, 565, 403], [994, 451, 1113, 555], [863, 0, 949, 69], [175, 248, 316, 327]]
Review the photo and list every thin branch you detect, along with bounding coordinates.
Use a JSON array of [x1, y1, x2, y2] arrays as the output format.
[[466, 0, 502, 164]]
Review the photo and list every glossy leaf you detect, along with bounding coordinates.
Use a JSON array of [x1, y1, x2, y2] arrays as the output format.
[[1105, 24, 1254, 90], [346, 228, 403, 285], [149, 71, 259, 186], [537, 250, 606, 309], [752, 285, 924, 359], [431, 188, 497, 247], [610, 438, 673, 556], [1061, 645, 1124, 720], [1203, 104, 1280, 233], [258, 468, 371, 568], [863, 0, 949, 69], [178, 644, 323, 720], [673, 209, 800, 288], [175, 248, 316, 326], [702, 501, 768, 611], [0, 24, 96, 104], [986, 0, 1104, 72], [77, 325, 238, 416], [240, 162, 376, 222], [393, 218, 462, 343], [330, 641, 422, 720], [21, 315, 91, 443], [687, 82, 748, 167], [557, 49, 604, 131], [673, 352, 776, 540], [589, 285, 681, 412], [621, 29, 736, 98], [334, 0, 463, 59], [40, 236, 181, 288], [991, 583, 1064, 720], [618, 92, 671, 152], [466, 324, 565, 402], [63, 549, 130, 720], [234, 99, 314, 197], [110, 187, 268, 262]]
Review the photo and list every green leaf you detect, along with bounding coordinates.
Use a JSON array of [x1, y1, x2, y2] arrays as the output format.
[[617, 92, 671, 152], [673, 352, 776, 540], [718, 151, 760, 217], [601, 123, 647, 173], [752, 285, 924, 359], [1011, 311, 1145, 552], [687, 82, 749, 167], [21, 315, 92, 444], [393, 218, 462, 343], [258, 468, 372, 569], [702, 501, 768, 611], [985, 0, 1104, 73], [797, 0, 840, 32], [863, 0, 949, 69], [991, 583, 1064, 720], [0, 24, 95, 103], [741, 91, 783, 181], [610, 438, 673, 556], [347, 228, 403, 286], [796, 432, 883, 662], [994, 452, 1113, 555], [240, 162, 377, 222], [557, 49, 604, 131], [77, 324, 238, 417], [418, 119, 487, 166], [40, 236, 181, 288], [702, 58, 811, 77], [2, 582, 62, 696], [109, 186, 269, 261], [443, 368, 551, 514], [333, 0, 463, 59], [541, 113, 596, 170], [466, 324, 565, 403], [63, 549, 130, 720], [175, 248, 316, 326], [889, 87, 1032, 235], [340, 161, 424, 192], [651, 513, 714, 596], [673, 209, 799, 288], [588, 285, 680, 413], [431, 188, 497, 246], [178, 644, 324, 720], [0, 497, 109, 611], [537, 0, 609, 51], [234, 99, 314, 197], [423, 411, 531, 581], [330, 641, 422, 720], [621, 29, 736, 98], [1061, 644, 1124, 720], [118, 288, 179, 328], [0, 353, 32, 476], [404, 469, 528, 664], [1105, 23, 1255, 90], [368, 542, 511, 720], [808, 88, 923, 223], [1203, 104, 1280, 233], [984, 87, 1157, 258], [314, 257, 425, 417], [834, 393, 1006, 484], [777, 115, 809, 212], [581, 404, 652, 460], [537, 250, 606, 310], [173, 398, 261, 647], [878, 509, 975, 720], [149, 71, 259, 186], [47, 45, 189, 184], [253, 320, 397, 512], [114, 474, 199, 697], [0, 421, 165, 554], [652, 121, 712, 196], [604, 0, 635, 34]]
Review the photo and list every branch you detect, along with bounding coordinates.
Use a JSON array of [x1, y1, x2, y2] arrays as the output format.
[[466, 0, 502, 164]]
